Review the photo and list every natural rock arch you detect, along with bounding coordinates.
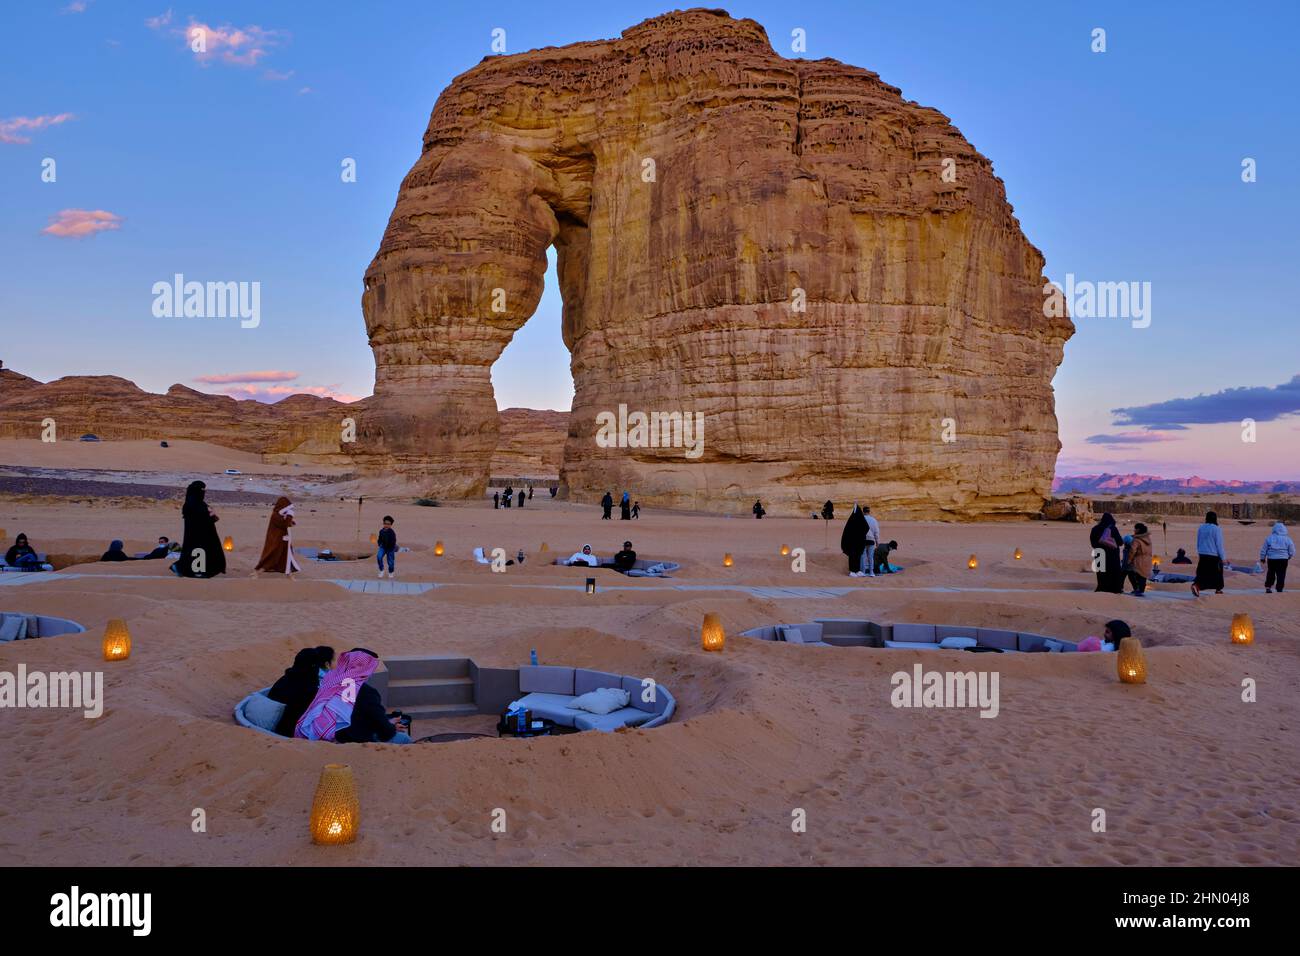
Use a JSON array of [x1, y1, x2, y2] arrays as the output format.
[[355, 8, 1073, 517]]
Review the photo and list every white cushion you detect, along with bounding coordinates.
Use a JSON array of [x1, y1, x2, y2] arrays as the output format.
[[242, 693, 286, 732], [568, 687, 631, 715], [938, 636, 977, 650]]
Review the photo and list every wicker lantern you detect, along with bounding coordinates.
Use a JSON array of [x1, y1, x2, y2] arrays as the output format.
[[1230, 613, 1254, 646], [433, 541, 444, 556], [1013, 547, 1023, 560], [723, 553, 734, 568], [102, 618, 131, 661], [701, 612, 726, 652], [585, 578, 596, 595], [369, 533, 378, 545], [310, 763, 359, 845], [1117, 637, 1146, 684], [780, 544, 791, 556], [222, 535, 234, 552], [1152, 555, 1161, 570], [967, 554, 978, 570], [539, 542, 548, 553]]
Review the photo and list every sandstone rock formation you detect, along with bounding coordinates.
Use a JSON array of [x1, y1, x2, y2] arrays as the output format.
[[356, 8, 1073, 517], [490, 408, 568, 480], [0, 371, 349, 456]]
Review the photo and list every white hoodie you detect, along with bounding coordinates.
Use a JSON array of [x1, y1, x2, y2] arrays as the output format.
[[1260, 523, 1295, 560]]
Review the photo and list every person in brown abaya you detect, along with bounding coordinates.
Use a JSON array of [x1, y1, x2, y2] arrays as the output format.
[[253, 496, 303, 577]]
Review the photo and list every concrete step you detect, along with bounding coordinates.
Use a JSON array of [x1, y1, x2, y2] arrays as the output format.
[[401, 703, 481, 721], [384, 656, 471, 681], [386, 676, 475, 707]]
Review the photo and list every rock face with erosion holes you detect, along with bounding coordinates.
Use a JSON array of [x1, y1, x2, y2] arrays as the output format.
[[354, 8, 1073, 517]]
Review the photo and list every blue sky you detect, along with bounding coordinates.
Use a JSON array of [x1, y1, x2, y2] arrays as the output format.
[[2, 0, 1297, 478]]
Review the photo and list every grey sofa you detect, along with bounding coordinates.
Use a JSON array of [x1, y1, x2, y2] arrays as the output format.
[[513, 665, 676, 732], [0, 611, 85, 641], [0, 553, 53, 573], [552, 557, 681, 577], [741, 618, 1078, 653]]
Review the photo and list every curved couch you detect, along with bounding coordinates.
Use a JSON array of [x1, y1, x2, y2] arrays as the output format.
[[510, 664, 676, 732], [0, 611, 86, 641], [234, 663, 676, 738], [740, 618, 1080, 653], [551, 557, 681, 577]]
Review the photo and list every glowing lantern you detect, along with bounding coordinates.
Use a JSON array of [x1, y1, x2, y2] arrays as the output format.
[[780, 544, 790, 556], [1117, 637, 1146, 684], [310, 763, 359, 846], [723, 553, 734, 568], [1152, 555, 1161, 569], [1230, 613, 1254, 646], [701, 612, 726, 652], [369, 533, 378, 545], [434, 541, 445, 556], [539, 542, 548, 553], [1013, 547, 1023, 561], [967, 554, 978, 570], [102, 618, 131, 661], [222, 535, 234, 552], [585, 578, 596, 595]]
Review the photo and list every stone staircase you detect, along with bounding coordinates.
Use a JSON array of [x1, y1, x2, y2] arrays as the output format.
[[383, 656, 478, 721]]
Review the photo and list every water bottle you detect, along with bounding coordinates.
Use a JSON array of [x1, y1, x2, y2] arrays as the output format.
[[530, 648, 538, 666], [517, 709, 527, 734]]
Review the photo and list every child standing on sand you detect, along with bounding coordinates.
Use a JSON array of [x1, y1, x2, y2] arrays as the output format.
[[377, 516, 398, 579]]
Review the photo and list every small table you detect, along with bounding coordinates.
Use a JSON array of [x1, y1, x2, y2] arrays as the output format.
[[497, 715, 558, 738]]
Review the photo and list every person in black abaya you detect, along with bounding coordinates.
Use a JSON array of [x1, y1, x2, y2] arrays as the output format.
[[840, 504, 867, 576], [177, 480, 226, 578], [269, 646, 335, 737], [1089, 512, 1124, 593]]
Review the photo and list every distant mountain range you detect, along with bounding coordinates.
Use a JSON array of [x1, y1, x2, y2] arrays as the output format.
[[1054, 473, 1300, 496]]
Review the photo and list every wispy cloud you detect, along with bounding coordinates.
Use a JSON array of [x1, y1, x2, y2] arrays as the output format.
[[194, 371, 357, 403], [62, 1, 92, 14], [0, 113, 75, 144], [41, 208, 122, 238], [297, 86, 313, 95], [194, 370, 299, 385], [263, 68, 294, 81], [1085, 430, 1182, 446], [1112, 375, 1300, 429], [217, 384, 358, 403], [147, 11, 287, 68]]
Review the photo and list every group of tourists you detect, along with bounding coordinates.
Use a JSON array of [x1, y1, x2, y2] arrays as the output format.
[[1089, 510, 1293, 596], [266, 645, 410, 744], [563, 540, 639, 572], [599, 490, 639, 520], [839, 504, 898, 577]]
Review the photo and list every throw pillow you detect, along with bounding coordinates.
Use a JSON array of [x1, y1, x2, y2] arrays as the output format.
[[568, 687, 631, 715], [242, 693, 286, 732]]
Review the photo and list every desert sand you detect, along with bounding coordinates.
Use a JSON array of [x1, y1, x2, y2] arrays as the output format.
[[1, 439, 1296, 866]]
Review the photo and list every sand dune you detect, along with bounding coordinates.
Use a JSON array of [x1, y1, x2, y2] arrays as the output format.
[[1, 464, 1296, 866]]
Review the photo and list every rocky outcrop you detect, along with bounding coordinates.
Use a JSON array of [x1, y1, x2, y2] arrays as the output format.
[[353, 7, 1072, 517], [0, 373, 352, 455], [490, 408, 568, 479]]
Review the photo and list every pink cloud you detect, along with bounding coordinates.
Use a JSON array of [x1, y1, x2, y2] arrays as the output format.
[[0, 113, 76, 145], [194, 370, 300, 385], [148, 12, 287, 68], [41, 208, 122, 238], [216, 384, 359, 403], [63, 1, 91, 14]]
